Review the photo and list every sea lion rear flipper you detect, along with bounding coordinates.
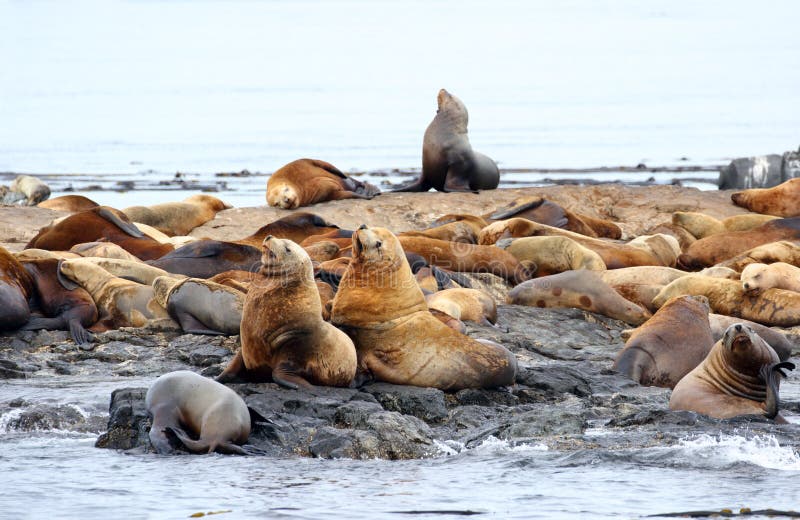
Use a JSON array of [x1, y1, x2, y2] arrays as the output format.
[[164, 426, 211, 454], [174, 310, 225, 336], [760, 361, 796, 419], [309, 159, 346, 178], [20, 316, 62, 331], [272, 361, 313, 390], [214, 442, 255, 456], [488, 197, 546, 221], [68, 318, 95, 346], [97, 207, 145, 238]]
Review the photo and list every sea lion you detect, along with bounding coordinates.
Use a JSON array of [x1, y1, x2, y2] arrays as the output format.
[[741, 262, 800, 294], [316, 280, 336, 321], [488, 196, 622, 239], [698, 266, 740, 279], [70, 242, 142, 262], [299, 229, 353, 250], [677, 218, 800, 269], [153, 276, 244, 335], [14, 249, 81, 262], [303, 240, 341, 263], [37, 194, 99, 213], [19, 258, 97, 344], [507, 270, 652, 325], [58, 258, 174, 331], [672, 211, 779, 238], [400, 221, 477, 244], [651, 275, 800, 327], [217, 236, 357, 388], [431, 214, 489, 237], [394, 89, 499, 192], [497, 236, 606, 276], [330, 226, 517, 390], [10, 175, 50, 205], [26, 206, 173, 261], [707, 314, 793, 361], [235, 212, 340, 247], [714, 240, 800, 272], [147, 240, 261, 278], [669, 324, 794, 422], [397, 235, 531, 285], [731, 178, 800, 217], [644, 223, 696, 251], [425, 288, 497, 326], [613, 295, 714, 388], [0, 246, 33, 331], [123, 194, 232, 236], [266, 158, 379, 209], [146, 370, 252, 455], [74, 257, 181, 285]]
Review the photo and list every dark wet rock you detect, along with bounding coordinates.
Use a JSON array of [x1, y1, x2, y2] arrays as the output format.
[[0, 359, 39, 378], [2, 403, 105, 433], [95, 388, 151, 450], [46, 359, 74, 375], [362, 383, 449, 423], [453, 388, 519, 407]]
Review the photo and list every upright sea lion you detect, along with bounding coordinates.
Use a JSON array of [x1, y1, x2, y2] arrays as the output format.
[[26, 206, 173, 261], [488, 196, 622, 239], [19, 258, 97, 344], [394, 89, 499, 192], [331, 226, 517, 390], [217, 236, 357, 388], [741, 262, 800, 294], [0, 246, 33, 331], [59, 258, 174, 331], [146, 370, 252, 455], [672, 211, 779, 238], [669, 324, 794, 422], [147, 240, 261, 278], [153, 276, 244, 335], [266, 158, 379, 209], [37, 194, 99, 213], [70, 242, 142, 262], [497, 236, 606, 276], [425, 288, 497, 326], [677, 218, 800, 269], [731, 178, 800, 217], [714, 240, 800, 272], [10, 175, 50, 205], [235, 212, 340, 247], [707, 314, 793, 361], [123, 194, 232, 236], [508, 270, 651, 325], [613, 295, 714, 388]]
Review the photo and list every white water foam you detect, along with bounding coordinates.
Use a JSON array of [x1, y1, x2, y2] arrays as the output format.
[[434, 436, 549, 457], [0, 408, 26, 435], [677, 434, 800, 471]]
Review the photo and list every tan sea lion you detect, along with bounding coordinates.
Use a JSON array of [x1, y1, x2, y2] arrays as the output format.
[[303, 240, 341, 263], [14, 249, 81, 261], [508, 270, 651, 325], [0, 246, 34, 331], [677, 218, 800, 269], [316, 280, 336, 321], [669, 323, 795, 422], [330, 226, 517, 390], [394, 89, 499, 192], [299, 229, 353, 250], [74, 257, 180, 285], [217, 236, 356, 388], [123, 194, 232, 236], [59, 258, 174, 331], [698, 266, 740, 279], [431, 214, 489, 237], [10, 175, 50, 204], [731, 178, 800, 217], [644, 223, 696, 251], [672, 211, 779, 238], [497, 236, 606, 276], [400, 221, 477, 244], [153, 276, 244, 335], [488, 196, 622, 239], [235, 212, 340, 247], [146, 370, 252, 455], [425, 288, 497, 326], [70, 241, 142, 262], [37, 194, 99, 213], [266, 159, 379, 209], [714, 240, 800, 272], [741, 262, 800, 294], [613, 295, 714, 388], [707, 313, 793, 361]]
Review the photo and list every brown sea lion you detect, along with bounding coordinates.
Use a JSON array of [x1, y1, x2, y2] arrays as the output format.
[[10, 175, 50, 205], [497, 236, 606, 276], [59, 258, 174, 331], [613, 295, 714, 388], [235, 212, 340, 247], [37, 194, 99, 213], [299, 229, 353, 250], [26, 206, 173, 261], [19, 258, 98, 345], [397, 235, 530, 285], [431, 214, 489, 237], [488, 196, 622, 239], [146, 240, 261, 278], [672, 211, 779, 238], [669, 323, 794, 421], [122, 194, 231, 236], [146, 370, 252, 455], [208, 269, 257, 291], [316, 280, 336, 321], [741, 262, 800, 294], [266, 158, 379, 209], [303, 240, 341, 263], [707, 313, 793, 361], [217, 236, 357, 388], [0, 246, 33, 331], [394, 89, 499, 192], [153, 276, 244, 335], [731, 178, 800, 217], [714, 240, 800, 272], [330, 226, 517, 390], [677, 218, 800, 269], [644, 223, 696, 251], [425, 288, 497, 326], [652, 275, 800, 327], [507, 270, 651, 325]]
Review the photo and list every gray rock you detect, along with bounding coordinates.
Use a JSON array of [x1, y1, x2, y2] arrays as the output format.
[[95, 388, 151, 451], [783, 148, 800, 181], [362, 383, 449, 423], [718, 154, 783, 189]]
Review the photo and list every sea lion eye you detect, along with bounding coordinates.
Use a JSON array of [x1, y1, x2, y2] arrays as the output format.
[[375, 241, 382, 248]]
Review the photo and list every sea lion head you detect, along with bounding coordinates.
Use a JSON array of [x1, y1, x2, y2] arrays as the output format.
[[722, 323, 779, 374], [152, 276, 180, 307], [740, 263, 770, 294], [267, 183, 300, 210], [184, 194, 232, 211], [436, 89, 468, 129], [260, 235, 312, 279], [351, 225, 404, 269]]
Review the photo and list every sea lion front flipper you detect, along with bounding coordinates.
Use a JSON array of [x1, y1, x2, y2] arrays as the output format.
[[488, 197, 546, 221], [174, 310, 225, 336], [216, 350, 245, 383], [97, 207, 145, 238], [392, 177, 427, 192], [68, 318, 95, 345], [760, 361, 796, 419], [272, 361, 313, 390]]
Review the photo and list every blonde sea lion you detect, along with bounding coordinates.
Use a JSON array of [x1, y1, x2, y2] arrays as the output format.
[[70, 242, 142, 262], [153, 276, 244, 335], [508, 270, 651, 325], [146, 370, 252, 455], [59, 258, 174, 331], [425, 288, 497, 326], [644, 223, 697, 251], [217, 236, 357, 388], [10, 175, 50, 205], [431, 214, 489, 237], [330, 226, 516, 390], [74, 257, 180, 285], [497, 236, 606, 276], [394, 89, 499, 192], [266, 158, 379, 209], [714, 240, 800, 272], [400, 221, 477, 244], [123, 194, 232, 236], [669, 324, 794, 421], [37, 194, 99, 213], [14, 249, 81, 261], [613, 295, 714, 388], [731, 177, 800, 217], [741, 262, 800, 294], [672, 211, 779, 238]]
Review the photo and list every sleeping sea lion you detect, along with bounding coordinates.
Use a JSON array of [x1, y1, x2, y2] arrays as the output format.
[[123, 194, 231, 236], [731, 178, 800, 217], [146, 240, 261, 278], [37, 194, 99, 213], [152, 276, 244, 335], [266, 158, 379, 209], [235, 212, 340, 247]]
